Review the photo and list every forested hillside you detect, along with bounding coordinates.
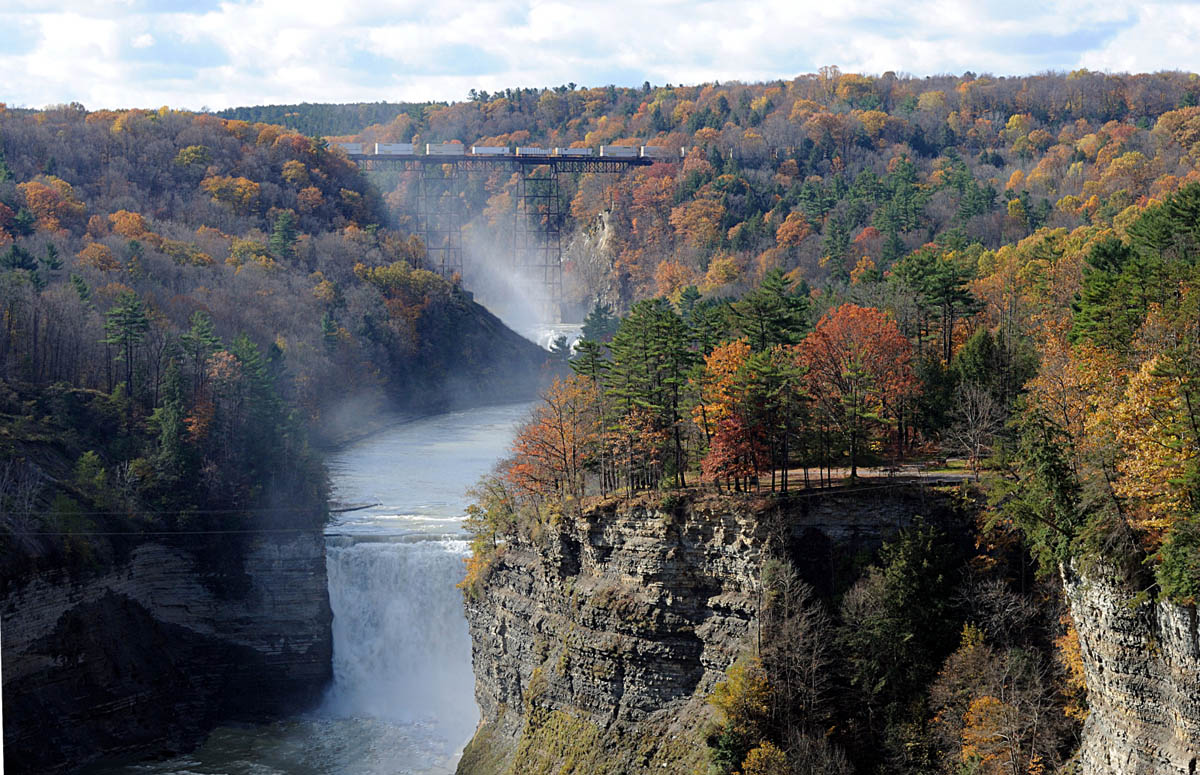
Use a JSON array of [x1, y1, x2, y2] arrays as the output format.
[[216, 102, 435, 138], [316, 70, 1200, 307], [438, 70, 1200, 774], [0, 104, 545, 582]]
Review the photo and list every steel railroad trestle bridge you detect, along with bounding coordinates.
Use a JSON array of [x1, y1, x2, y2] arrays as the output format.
[[346, 144, 676, 319]]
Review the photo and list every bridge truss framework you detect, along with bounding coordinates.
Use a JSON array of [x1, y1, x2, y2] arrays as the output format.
[[351, 154, 652, 319]]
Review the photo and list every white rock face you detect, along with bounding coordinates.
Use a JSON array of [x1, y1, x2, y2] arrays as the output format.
[[1064, 568, 1200, 775]]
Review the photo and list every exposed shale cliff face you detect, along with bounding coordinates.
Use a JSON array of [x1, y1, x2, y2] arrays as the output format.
[[458, 485, 945, 775], [2, 532, 332, 774], [1064, 569, 1200, 775]]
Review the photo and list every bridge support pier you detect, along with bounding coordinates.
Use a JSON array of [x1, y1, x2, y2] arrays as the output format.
[[353, 153, 655, 323], [515, 164, 563, 321], [416, 162, 463, 280]]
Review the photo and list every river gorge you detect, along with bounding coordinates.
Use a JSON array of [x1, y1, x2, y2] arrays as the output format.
[[75, 402, 532, 775]]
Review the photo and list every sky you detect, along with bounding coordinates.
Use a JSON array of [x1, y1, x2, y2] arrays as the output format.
[[1, 0, 1199, 111]]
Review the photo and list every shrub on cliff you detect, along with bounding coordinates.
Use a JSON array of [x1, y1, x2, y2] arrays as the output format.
[[459, 474, 520, 597], [707, 658, 773, 775], [1157, 517, 1200, 604]]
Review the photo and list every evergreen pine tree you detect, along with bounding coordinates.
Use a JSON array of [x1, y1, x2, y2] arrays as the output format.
[[153, 359, 189, 477], [42, 243, 62, 271], [70, 274, 92, 310], [320, 311, 339, 352], [179, 311, 221, 400], [580, 302, 619, 342], [270, 210, 298, 260], [731, 268, 809, 351], [102, 291, 150, 400]]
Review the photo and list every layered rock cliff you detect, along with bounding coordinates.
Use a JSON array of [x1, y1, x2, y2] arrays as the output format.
[[459, 479, 1200, 775], [1064, 569, 1200, 775], [2, 532, 331, 774], [458, 485, 944, 775]]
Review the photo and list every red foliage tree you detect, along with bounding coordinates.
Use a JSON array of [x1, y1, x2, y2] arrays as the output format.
[[798, 304, 918, 477]]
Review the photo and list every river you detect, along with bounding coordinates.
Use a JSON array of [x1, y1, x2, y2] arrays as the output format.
[[92, 401, 532, 775]]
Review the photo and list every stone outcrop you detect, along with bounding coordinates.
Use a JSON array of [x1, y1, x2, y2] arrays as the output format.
[[458, 484, 946, 775], [563, 211, 620, 317], [459, 478, 1200, 775], [2, 532, 332, 774], [1064, 568, 1200, 775]]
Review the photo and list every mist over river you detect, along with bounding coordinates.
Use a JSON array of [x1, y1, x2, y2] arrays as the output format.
[[89, 402, 532, 775]]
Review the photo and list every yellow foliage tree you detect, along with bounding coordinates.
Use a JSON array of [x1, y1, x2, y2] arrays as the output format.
[[858, 109, 890, 139], [1054, 612, 1089, 722], [835, 73, 874, 104], [227, 238, 275, 269], [739, 741, 788, 775], [692, 338, 751, 439], [701, 253, 742, 292], [76, 243, 120, 271], [1111, 355, 1197, 538], [281, 160, 309, 185], [709, 658, 771, 739], [201, 175, 261, 214], [917, 91, 947, 112]]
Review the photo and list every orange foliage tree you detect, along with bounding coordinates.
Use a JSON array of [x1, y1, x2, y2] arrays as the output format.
[[18, 177, 86, 232], [76, 243, 121, 271], [201, 175, 261, 214], [506, 375, 599, 510]]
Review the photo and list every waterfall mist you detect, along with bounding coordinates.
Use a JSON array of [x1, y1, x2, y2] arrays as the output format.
[[460, 226, 586, 352], [461, 235, 544, 335]]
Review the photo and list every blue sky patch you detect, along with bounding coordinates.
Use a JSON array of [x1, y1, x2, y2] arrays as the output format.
[[122, 30, 228, 70], [0, 16, 41, 56]]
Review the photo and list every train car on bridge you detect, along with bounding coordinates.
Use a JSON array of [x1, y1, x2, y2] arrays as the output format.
[[375, 143, 414, 155], [471, 146, 511, 155], [516, 146, 552, 156], [333, 142, 364, 155], [554, 147, 594, 156], [600, 145, 639, 158], [426, 143, 465, 156]]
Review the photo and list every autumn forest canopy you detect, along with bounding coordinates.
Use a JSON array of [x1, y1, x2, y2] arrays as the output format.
[[3, 67, 1200, 773], [0, 102, 545, 584], [380, 67, 1200, 595]]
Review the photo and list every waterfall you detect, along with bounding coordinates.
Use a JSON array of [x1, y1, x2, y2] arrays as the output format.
[[322, 535, 478, 754], [526, 322, 583, 351]]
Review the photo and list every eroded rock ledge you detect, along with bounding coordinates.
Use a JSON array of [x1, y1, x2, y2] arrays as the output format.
[[2, 533, 332, 774], [458, 485, 945, 775]]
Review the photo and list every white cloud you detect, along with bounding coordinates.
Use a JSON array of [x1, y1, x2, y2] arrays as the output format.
[[0, 0, 1197, 111]]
